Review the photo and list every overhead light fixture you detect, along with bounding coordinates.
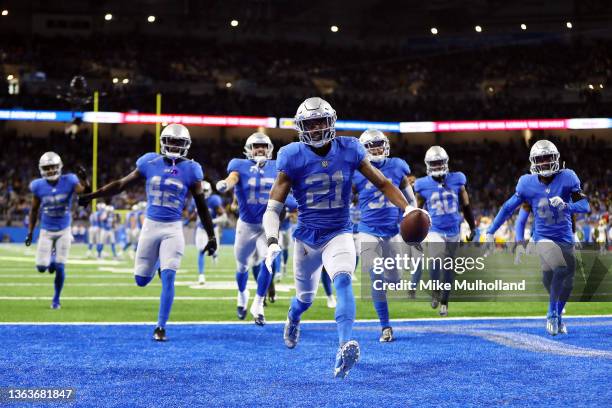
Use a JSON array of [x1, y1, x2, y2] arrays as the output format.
[[230, 19, 239, 27], [147, 15, 156, 23], [330, 25, 339, 33], [475, 25, 482, 33], [520, 23, 527, 30], [122, 78, 129, 84], [1, 10, 8, 16], [105, 13, 113, 21], [431, 27, 438, 35], [7, 74, 14, 80], [566, 21, 572, 29], [112, 78, 118, 84]]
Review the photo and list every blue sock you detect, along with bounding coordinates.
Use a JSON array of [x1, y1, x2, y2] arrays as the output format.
[[157, 269, 176, 328], [252, 263, 261, 281], [198, 251, 205, 275], [88, 243, 93, 250], [96, 244, 103, 256], [135, 275, 153, 287], [256, 262, 273, 297], [282, 249, 289, 265], [548, 267, 567, 316], [236, 271, 248, 292], [370, 269, 389, 327], [334, 273, 355, 345], [53, 263, 65, 304], [321, 269, 333, 297], [111, 244, 117, 257], [288, 297, 311, 322], [273, 253, 282, 274]]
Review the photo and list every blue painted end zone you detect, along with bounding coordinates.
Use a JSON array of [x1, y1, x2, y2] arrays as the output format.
[[1, 318, 611, 407]]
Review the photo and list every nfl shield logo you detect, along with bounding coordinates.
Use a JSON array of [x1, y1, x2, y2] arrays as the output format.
[[321, 160, 329, 168]]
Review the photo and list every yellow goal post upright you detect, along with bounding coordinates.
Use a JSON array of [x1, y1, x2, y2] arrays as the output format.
[[156, 93, 161, 154], [91, 91, 99, 211]]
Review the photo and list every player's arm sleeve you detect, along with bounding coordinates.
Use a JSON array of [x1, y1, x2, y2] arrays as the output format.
[[514, 207, 529, 242], [275, 147, 293, 180], [192, 191, 215, 239], [567, 170, 590, 214], [399, 176, 417, 207], [487, 193, 524, 235], [263, 200, 284, 243]]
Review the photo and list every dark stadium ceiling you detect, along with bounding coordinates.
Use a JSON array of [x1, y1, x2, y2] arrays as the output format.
[[1, 0, 612, 41]]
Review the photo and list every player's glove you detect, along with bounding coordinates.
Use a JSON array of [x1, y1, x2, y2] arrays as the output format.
[[204, 237, 217, 256], [78, 195, 92, 207], [24, 232, 33, 247], [216, 180, 228, 193], [75, 165, 88, 180], [466, 229, 476, 242], [265, 242, 282, 273], [548, 196, 567, 210]]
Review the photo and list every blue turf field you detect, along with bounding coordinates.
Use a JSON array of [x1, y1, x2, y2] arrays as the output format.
[[1, 317, 611, 407]]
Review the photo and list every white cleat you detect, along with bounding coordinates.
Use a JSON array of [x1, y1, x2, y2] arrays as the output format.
[[558, 321, 568, 335], [327, 295, 337, 309], [250, 302, 265, 326], [439, 304, 448, 317], [198, 275, 206, 285], [334, 340, 360, 379]]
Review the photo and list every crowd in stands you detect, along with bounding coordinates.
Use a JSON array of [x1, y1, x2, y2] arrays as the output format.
[[1, 34, 611, 121], [1, 128, 611, 242]]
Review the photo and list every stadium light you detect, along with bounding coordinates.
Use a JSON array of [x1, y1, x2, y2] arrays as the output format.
[[226, 82, 232, 88], [330, 25, 339, 33], [600, 84, 604, 89], [430, 27, 438, 35], [588, 84, 594, 90], [566, 21, 572, 29], [520, 23, 527, 30], [1, 10, 8, 16], [475, 25, 482, 33], [104, 13, 113, 21], [6, 74, 14, 80], [112, 77, 118, 84], [122, 78, 129, 84], [230, 19, 239, 27], [147, 15, 156, 23]]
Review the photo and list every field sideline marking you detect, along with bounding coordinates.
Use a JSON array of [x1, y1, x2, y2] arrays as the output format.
[[1, 315, 611, 325]]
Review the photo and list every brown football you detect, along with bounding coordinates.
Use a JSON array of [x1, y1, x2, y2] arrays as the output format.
[[400, 209, 431, 243]]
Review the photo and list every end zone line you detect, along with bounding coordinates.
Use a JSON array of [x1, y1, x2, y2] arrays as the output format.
[[1, 314, 611, 325]]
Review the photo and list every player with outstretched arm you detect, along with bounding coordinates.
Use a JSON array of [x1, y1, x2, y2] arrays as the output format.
[[78, 124, 217, 341]]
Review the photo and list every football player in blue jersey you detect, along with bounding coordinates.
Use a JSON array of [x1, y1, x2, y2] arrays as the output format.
[[86, 202, 103, 258], [122, 204, 141, 260], [353, 129, 418, 342], [263, 97, 420, 378], [215, 132, 279, 324], [26, 152, 89, 309], [411, 146, 476, 316], [192, 180, 226, 285], [78, 124, 217, 341], [486, 140, 589, 335], [99, 205, 119, 259]]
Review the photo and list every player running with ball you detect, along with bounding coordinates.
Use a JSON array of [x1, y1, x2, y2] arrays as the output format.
[[263, 97, 420, 378], [486, 140, 589, 335], [78, 124, 217, 341]]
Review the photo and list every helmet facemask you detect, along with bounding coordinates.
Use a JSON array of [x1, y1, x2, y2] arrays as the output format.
[[39, 163, 62, 181], [161, 135, 191, 159], [296, 116, 336, 148], [364, 139, 389, 162], [426, 159, 449, 178], [245, 142, 273, 165], [529, 153, 560, 177]]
